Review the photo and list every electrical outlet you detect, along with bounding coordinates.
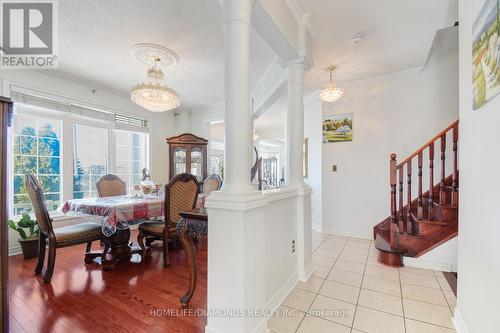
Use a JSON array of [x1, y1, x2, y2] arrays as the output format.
[[332, 165, 337, 172], [292, 240, 295, 253]]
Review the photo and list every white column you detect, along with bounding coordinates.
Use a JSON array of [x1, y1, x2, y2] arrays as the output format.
[[206, 1, 268, 332], [285, 61, 306, 188], [221, 0, 254, 193], [285, 59, 313, 280]]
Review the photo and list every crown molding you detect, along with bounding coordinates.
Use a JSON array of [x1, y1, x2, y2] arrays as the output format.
[[282, 0, 317, 38]]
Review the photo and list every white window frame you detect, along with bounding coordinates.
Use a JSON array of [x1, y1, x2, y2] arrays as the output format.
[[72, 121, 112, 199], [9, 108, 64, 216], [114, 129, 150, 194], [6, 86, 151, 219]]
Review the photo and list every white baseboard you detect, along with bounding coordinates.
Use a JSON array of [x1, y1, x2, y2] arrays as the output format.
[[299, 262, 314, 282], [266, 272, 299, 313], [205, 272, 299, 333], [403, 257, 453, 272], [320, 228, 372, 240], [9, 245, 22, 256], [253, 316, 269, 333], [452, 307, 470, 333]]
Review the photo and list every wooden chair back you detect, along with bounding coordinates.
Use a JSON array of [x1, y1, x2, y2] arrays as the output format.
[[24, 173, 54, 238], [96, 174, 126, 197], [202, 174, 222, 194], [165, 173, 200, 225]]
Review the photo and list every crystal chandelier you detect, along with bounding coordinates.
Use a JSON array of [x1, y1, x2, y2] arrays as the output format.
[[131, 57, 180, 112], [319, 66, 344, 103]]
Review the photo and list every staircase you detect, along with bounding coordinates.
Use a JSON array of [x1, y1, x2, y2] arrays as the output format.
[[373, 120, 459, 267]]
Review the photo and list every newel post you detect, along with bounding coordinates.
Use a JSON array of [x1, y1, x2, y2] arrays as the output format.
[[452, 124, 459, 207], [390, 154, 398, 224], [390, 154, 399, 245]]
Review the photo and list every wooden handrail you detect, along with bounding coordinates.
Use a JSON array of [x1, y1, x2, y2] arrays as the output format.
[[389, 119, 459, 239], [396, 120, 459, 169]]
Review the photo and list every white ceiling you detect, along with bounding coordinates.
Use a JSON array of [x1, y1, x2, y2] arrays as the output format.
[[44, 0, 457, 139], [257, 0, 458, 140], [300, 0, 458, 94], [45, 0, 276, 109]]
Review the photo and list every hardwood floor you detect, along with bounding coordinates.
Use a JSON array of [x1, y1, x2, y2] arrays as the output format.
[[8, 230, 207, 333]]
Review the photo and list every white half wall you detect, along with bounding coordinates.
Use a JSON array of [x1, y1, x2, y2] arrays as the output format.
[[454, 1, 500, 332]]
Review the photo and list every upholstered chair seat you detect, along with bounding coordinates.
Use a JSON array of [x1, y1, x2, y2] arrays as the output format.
[[25, 173, 106, 283], [139, 221, 176, 234], [53, 223, 103, 244]]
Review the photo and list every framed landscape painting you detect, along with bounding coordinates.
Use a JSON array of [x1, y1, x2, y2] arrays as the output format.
[[322, 113, 353, 143], [473, 0, 500, 110]]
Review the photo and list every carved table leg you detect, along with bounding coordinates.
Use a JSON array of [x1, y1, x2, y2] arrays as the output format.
[[179, 219, 197, 307], [97, 229, 142, 271]]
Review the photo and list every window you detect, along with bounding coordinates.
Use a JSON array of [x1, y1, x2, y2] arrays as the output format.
[[12, 113, 62, 215], [115, 130, 148, 193], [209, 149, 224, 179], [262, 155, 279, 188], [73, 124, 109, 198], [8, 95, 152, 218]]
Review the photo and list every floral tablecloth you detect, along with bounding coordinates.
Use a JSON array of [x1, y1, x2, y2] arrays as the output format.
[[61, 195, 164, 237]]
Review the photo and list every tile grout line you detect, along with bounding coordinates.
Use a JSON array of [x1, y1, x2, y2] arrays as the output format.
[[293, 232, 331, 332], [348, 239, 371, 333], [434, 270, 455, 316], [294, 234, 350, 333], [310, 235, 455, 332], [398, 267, 407, 333]]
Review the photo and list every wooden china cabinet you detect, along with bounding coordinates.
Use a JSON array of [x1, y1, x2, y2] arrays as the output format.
[[167, 133, 208, 182]]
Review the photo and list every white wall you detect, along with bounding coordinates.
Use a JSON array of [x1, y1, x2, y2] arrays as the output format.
[[454, 1, 500, 332], [0, 69, 180, 254], [311, 33, 460, 272], [304, 95, 322, 231], [190, 103, 224, 138], [320, 45, 458, 240]]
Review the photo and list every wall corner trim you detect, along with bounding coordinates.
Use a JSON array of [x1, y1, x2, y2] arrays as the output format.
[[452, 307, 471, 333]]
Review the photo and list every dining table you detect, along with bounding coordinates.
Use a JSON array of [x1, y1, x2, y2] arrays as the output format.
[[61, 195, 165, 270], [61, 194, 208, 270]]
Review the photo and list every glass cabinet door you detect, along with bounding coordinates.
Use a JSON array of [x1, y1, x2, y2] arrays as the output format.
[[190, 146, 203, 182], [173, 146, 186, 176]]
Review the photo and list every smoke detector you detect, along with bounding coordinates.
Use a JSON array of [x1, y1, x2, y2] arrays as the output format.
[[350, 35, 365, 46]]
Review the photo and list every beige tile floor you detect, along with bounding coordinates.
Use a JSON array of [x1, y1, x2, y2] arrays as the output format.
[[268, 230, 457, 333]]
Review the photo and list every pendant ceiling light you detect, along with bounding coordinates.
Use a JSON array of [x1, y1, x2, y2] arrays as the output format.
[[319, 66, 344, 103], [130, 43, 180, 112]]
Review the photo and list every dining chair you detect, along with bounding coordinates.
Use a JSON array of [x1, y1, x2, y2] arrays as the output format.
[[202, 174, 222, 194], [96, 174, 127, 197], [137, 173, 200, 267], [25, 174, 106, 283]]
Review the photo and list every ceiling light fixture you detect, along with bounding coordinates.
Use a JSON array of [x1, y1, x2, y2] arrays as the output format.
[[318, 66, 344, 103], [130, 43, 180, 112]]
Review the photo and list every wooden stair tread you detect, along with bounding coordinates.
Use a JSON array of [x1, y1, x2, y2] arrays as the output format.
[[374, 227, 406, 254], [374, 120, 459, 267], [410, 214, 448, 226]]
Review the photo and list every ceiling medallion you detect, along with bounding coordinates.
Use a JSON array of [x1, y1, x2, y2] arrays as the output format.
[[130, 43, 180, 112], [318, 66, 344, 103]]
